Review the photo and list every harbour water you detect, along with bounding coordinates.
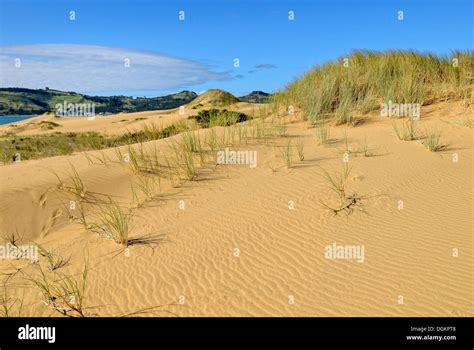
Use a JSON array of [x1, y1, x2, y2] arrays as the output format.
[[0, 116, 33, 125]]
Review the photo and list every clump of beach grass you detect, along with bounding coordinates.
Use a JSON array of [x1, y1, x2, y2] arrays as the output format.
[[258, 105, 269, 120], [119, 143, 163, 176], [319, 162, 363, 215], [38, 247, 70, 271], [393, 118, 418, 141], [39, 121, 61, 130], [272, 116, 287, 137], [205, 128, 218, 153], [131, 174, 160, 205], [315, 124, 330, 145], [96, 200, 131, 246], [0, 284, 23, 317], [341, 130, 351, 155], [320, 162, 351, 199], [281, 139, 293, 168], [52, 164, 91, 202], [279, 50, 473, 125], [189, 108, 250, 128], [235, 124, 248, 145], [442, 118, 474, 129], [423, 129, 446, 152], [170, 139, 198, 181], [357, 137, 372, 157], [296, 138, 305, 161], [23, 260, 89, 317], [256, 120, 266, 139], [181, 131, 203, 153]]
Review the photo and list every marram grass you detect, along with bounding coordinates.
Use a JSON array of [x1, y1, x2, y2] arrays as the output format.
[[271, 50, 473, 125]]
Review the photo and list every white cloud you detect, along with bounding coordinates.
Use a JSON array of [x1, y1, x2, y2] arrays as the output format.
[[0, 44, 231, 93]]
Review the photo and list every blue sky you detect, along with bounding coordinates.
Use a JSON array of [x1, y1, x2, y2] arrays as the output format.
[[0, 0, 472, 97]]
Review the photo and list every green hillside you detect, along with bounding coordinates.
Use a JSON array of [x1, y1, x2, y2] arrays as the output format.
[[0, 88, 198, 115]]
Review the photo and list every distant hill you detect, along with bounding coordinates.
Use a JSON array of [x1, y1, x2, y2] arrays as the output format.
[[189, 89, 240, 108], [238, 91, 271, 103], [0, 88, 198, 115]]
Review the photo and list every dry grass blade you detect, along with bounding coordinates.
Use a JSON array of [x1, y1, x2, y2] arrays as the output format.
[[127, 233, 168, 247], [0, 283, 24, 317], [38, 246, 70, 271], [296, 138, 305, 161], [23, 260, 89, 317], [320, 162, 352, 199]]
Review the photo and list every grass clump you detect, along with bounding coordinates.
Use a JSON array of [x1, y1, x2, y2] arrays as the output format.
[[423, 129, 446, 152], [0, 122, 189, 164], [319, 163, 362, 215], [97, 200, 131, 246], [24, 261, 89, 317], [38, 247, 70, 271], [315, 124, 330, 145], [0, 132, 106, 164], [321, 162, 352, 199], [281, 140, 293, 168], [132, 174, 160, 204], [272, 116, 287, 137], [53, 164, 90, 201], [171, 139, 198, 181], [0, 284, 23, 317], [393, 119, 418, 141], [205, 129, 219, 152], [296, 138, 305, 161], [357, 137, 372, 157], [280, 50, 473, 125], [39, 121, 61, 130], [189, 108, 250, 128]]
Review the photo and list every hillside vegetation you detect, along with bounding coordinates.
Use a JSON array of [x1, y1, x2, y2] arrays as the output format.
[[272, 50, 473, 124], [0, 88, 198, 115]]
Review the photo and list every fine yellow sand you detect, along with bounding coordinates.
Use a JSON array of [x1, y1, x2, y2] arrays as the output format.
[[0, 98, 472, 317]]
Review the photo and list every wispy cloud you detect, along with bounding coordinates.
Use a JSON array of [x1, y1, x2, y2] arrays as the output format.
[[0, 44, 231, 93], [255, 63, 277, 69]]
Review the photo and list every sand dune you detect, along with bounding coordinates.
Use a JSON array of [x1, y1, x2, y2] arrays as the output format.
[[0, 99, 472, 317]]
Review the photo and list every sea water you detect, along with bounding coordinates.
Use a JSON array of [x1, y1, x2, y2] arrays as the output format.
[[0, 115, 33, 125]]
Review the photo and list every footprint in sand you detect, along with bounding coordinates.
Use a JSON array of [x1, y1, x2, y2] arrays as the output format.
[[38, 187, 56, 208], [351, 175, 365, 182], [38, 191, 48, 208], [41, 208, 62, 237]]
